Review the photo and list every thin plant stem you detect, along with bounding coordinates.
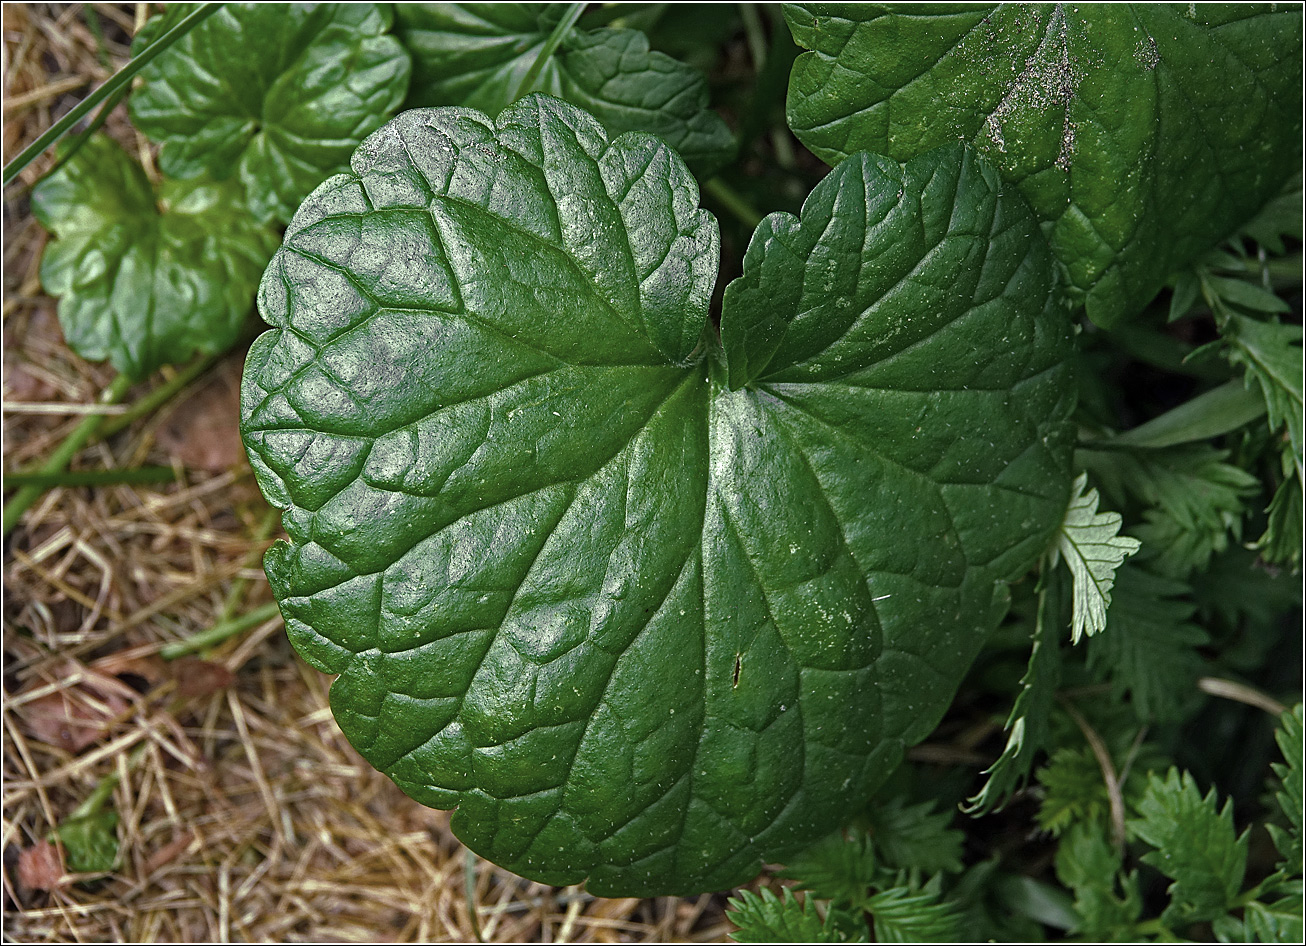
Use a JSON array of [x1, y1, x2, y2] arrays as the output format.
[[159, 601, 281, 661], [3, 3, 221, 185], [739, 3, 768, 70], [2, 373, 133, 537], [703, 177, 764, 230], [219, 506, 280, 622], [4, 467, 177, 489], [1059, 695, 1127, 852], [466, 848, 485, 943], [512, 3, 585, 103], [42, 83, 132, 180], [1198, 677, 1287, 716], [97, 350, 221, 440]]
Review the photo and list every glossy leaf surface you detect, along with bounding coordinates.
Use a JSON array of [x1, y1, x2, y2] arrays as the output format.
[[784, 3, 1304, 327], [129, 3, 411, 225], [395, 3, 734, 174], [32, 136, 278, 380], [240, 94, 1074, 896]]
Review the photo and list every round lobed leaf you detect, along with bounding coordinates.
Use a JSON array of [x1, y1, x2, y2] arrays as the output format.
[[33, 135, 279, 381], [784, 2, 1304, 328], [129, 3, 412, 226], [240, 94, 1074, 896], [395, 3, 735, 175]]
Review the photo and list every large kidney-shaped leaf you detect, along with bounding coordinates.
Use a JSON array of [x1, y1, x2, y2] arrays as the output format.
[[32, 135, 278, 381], [129, 3, 411, 226], [395, 3, 734, 174], [240, 94, 1074, 896], [784, 3, 1304, 328]]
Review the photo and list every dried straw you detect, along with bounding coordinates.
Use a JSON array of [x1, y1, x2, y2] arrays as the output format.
[[2, 5, 759, 941]]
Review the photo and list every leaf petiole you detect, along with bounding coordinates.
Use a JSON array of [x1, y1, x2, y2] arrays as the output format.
[[3, 467, 177, 490], [2, 373, 133, 537], [703, 177, 764, 230], [512, 3, 585, 103], [97, 349, 222, 440], [159, 601, 281, 661]]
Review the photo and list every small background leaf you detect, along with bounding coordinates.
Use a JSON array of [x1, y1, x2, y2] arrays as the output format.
[[1050, 473, 1141, 643], [32, 136, 277, 380], [1128, 769, 1249, 925]]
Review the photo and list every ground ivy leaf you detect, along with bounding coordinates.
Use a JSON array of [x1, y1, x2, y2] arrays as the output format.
[[240, 94, 1074, 897], [784, 3, 1304, 327], [129, 3, 412, 226], [54, 811, 119, 875], [1129, 769, 1249, 925], [395, 3, 735, 174], [1050, 474, 1141, 643], [32, 136, 278, 381]]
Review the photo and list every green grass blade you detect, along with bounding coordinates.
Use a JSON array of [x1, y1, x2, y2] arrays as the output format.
[[1100, 380, 1268, 449], [511, 3, 585, 103], [3, 467, 178, 490], [2, 3, 221, 186]]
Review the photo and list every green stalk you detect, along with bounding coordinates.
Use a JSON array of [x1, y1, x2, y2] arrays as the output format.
[[82, 6, 112, 70], [466, 848, 485, 943], [739, 3, 768, 69], [3, 3, 221, 186], [159, 601, 281, 661], [4, 467, 177, 490], [512, 3, 585, 103], [703, 177, 764, 230], [218, 507, 280, 622], [42, 84, 132, 180], [97, 350, 220, 440], [68, 767, 122, 822], [2, 373, 133, 536]]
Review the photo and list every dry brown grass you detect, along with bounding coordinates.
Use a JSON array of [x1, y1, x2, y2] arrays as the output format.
[[1, 5, 746, 941]]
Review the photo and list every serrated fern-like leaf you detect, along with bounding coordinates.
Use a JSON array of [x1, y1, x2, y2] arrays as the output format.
[[866, 796, 964, 875], [1213, 891, 1304, 944], [866, 876, 962, 944], [1050, 473, 1141, 643], [1223, 314, 1303, 479], [1269, 704, 1304, 872], [727, 888, 847, 943], [1084, 565, 1208, 723], [1054, 821, 1143, 939], [1128, 769, 1249, 925], [780, 830, 878, 910], [965, 570, 1064, 814]]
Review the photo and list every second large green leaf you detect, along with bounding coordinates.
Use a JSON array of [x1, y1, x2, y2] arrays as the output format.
[[240, 94, 1075, 896], [784, 3, 1304, 328], [129, 3, 411, 226], [395, 3, 735, 174], [32, 136, 277, 380]]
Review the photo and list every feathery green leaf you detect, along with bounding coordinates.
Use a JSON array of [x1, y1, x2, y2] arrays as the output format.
[[727, 888, 850, 943], [1129, 769, 1249, 925], [1085, 565, 1208, 723], [1049, 474, 1141, 643]]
